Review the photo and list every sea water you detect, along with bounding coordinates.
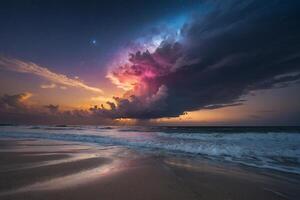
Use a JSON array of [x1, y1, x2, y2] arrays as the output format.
[[0, 125, 299, 174]]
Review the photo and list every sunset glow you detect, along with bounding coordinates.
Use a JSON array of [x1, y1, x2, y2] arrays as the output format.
[[0, 0, 300, 125]]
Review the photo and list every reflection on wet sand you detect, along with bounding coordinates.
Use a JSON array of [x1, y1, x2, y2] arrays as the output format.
[[0, 159, 121, 196], [0, 153, 97, 172], [0, 139, 127, 196]]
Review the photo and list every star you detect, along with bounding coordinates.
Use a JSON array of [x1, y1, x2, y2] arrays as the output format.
[[91, 39, 97, 45]]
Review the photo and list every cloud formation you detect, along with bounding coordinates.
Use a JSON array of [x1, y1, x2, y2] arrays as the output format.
[[96, 0, 300, 119], [0, 93, 114, 125], [0, 93, 32, 111], [1, 0, 300, 124], [0, 57, 103, 94], [44, 104, 59, 113], [40, 83, 57, 89]]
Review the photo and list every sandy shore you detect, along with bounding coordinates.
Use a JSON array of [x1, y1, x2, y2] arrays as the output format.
[[0, 139, 299, 200]]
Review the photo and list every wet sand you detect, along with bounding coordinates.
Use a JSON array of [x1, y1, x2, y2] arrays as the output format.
[[0, 139, 299, 200]]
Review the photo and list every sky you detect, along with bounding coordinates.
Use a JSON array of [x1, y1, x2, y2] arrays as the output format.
[[0, 0, 300, 125]]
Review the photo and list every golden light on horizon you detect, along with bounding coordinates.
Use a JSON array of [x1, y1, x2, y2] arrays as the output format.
[[115, 118, 138, 125], [153, 105, 246, 125]]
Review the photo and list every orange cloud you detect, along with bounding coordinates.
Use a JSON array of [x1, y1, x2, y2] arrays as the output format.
[[0, 56, 103, 94], [40, 83, 57, 89]]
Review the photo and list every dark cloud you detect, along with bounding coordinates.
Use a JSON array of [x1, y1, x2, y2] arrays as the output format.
[[202, 102, 244, 110], [0, 93, 31, 111], [44, 104, 59, 113], [0, 93, 113, 125], [95, 0, 300, 119]]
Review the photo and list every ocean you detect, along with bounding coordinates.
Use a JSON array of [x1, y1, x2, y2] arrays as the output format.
[[1, 125, 300, 175]]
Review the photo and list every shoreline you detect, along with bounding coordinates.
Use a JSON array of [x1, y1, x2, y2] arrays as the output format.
[[0, 138, 299, 200]]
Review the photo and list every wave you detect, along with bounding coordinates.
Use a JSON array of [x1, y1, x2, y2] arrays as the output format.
[[0, 126, 300, 174]]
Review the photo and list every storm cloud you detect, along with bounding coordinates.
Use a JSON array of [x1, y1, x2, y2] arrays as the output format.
[[97, 0, 300, 119]]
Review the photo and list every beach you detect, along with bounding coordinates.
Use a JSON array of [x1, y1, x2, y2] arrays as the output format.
[[1, 136, 299, 200], [1, 0, 299, 198]]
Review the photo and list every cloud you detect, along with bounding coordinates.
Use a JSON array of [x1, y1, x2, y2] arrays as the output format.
[[0, 93, 32, 111], [0, 93, 115, 125], [90, 96, 113, 102], [44, 104, 59, 113], [1, 0, 300, 124], [40, 83, 57, 89], [0, 57, 103, 94], [60, 86, 67, 90], [94, 0, 300, 119]]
